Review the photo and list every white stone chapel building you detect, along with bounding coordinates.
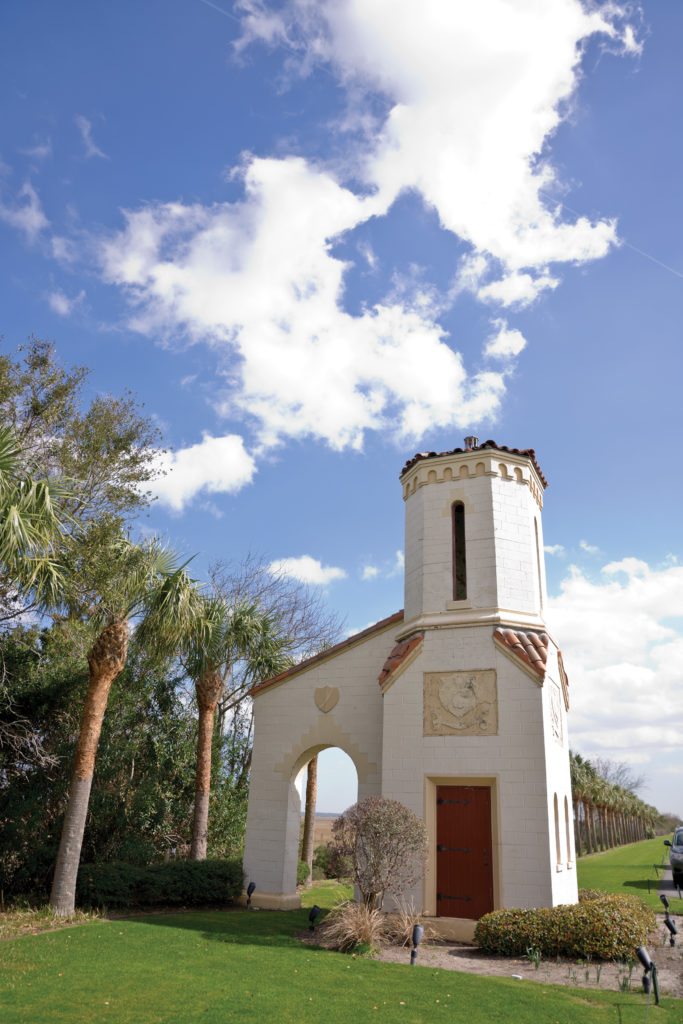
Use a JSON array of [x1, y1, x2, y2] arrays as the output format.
[[243, 439, 577, 938]]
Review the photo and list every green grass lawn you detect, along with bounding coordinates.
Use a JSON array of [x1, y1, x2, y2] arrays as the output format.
[[577, 836, 680, 913], [1, 884, 680, 1024]]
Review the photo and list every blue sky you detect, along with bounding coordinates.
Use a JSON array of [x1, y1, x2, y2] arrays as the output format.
[[1, 0, 682, 816]]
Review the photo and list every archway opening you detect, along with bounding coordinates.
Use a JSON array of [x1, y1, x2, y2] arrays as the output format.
[[295, 746, 358, 885]]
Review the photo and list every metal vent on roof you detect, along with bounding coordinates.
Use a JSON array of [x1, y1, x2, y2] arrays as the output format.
[[464, 436, 479, 449]]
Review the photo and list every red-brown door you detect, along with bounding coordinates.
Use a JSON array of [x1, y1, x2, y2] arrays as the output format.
[[436, 785, 493, 919]]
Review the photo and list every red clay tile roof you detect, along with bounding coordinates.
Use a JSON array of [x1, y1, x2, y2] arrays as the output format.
[[249, 610, 405, 698], [494, 627, 549, 678], [377, 632, 424, 688], [400, 440, 547, 488]]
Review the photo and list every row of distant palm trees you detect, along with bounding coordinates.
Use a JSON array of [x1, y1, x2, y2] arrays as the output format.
[[570, 752, 659, 857], [1, 425, 293, 915]]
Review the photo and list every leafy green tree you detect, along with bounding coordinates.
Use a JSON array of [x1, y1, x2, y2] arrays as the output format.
[[0, 339, 162, 624], [0, 624, 198, 898]]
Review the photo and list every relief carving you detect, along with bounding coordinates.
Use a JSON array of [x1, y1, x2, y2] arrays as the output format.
[[550, 681, 563, 744], [314, 686, 339, 713], [423, 670, 497, 736]]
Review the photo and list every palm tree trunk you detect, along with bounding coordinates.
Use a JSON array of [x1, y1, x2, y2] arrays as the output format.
[[50, 619, 128, 916], [301, 755, 318, 888], [572, 799, 581, 858], [191, 669, 222, 861]]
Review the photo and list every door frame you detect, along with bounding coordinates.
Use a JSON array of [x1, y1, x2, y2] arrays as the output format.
[[424, 775, 501, 918]]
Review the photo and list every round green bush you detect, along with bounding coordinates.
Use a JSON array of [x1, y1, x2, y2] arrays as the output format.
[[474, 894, 655, 961], [297, 859, 310, 886]]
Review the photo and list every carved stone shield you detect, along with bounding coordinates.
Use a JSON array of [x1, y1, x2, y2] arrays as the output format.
[[314, 686, 339, 713]]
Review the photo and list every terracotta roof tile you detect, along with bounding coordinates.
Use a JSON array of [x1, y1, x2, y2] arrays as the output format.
[[401, 440, 547, 488], [249, 610, 405, 698], [377, 632, 424, 688], [494, 627, 549, 678]]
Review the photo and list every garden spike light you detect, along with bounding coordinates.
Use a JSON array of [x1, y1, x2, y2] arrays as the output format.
[[308, 905, 321, 931], [246, 881, 256, 908], [663, 914, 677, 947], [659, 893, 669, 910], [410, 924, 424, 965], [635, 947, 659, 1010]]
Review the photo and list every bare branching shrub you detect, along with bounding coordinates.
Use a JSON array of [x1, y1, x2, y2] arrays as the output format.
[[385, 897, 436, 948], [331, 797, 428, 908], [323, 900, 387, 953]]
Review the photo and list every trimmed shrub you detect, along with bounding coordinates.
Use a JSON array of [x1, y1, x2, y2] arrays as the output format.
[[76, 858, 243, 910], [331, 797, 427, 907], [474, 894, 655, 961], [297, 859, 310, 886]]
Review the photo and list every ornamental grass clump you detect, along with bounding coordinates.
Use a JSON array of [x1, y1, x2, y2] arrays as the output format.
[[474, 892, 655, 961], [323, 900, 387, 953]]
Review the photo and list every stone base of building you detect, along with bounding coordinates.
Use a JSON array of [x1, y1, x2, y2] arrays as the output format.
[[423, 916, 477, 942], [238, 890, 301, 911]]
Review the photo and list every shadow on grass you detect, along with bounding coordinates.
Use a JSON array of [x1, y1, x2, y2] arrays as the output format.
[[130, 906, 323, 949]]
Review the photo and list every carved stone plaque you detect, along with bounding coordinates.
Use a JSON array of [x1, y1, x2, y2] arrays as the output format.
[[423, 670, 497, 736], [314, 686, 339, 714], [550, 681, 563, 744]]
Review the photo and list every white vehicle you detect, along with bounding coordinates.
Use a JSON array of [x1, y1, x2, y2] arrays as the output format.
[[664, 827, 683, 888]]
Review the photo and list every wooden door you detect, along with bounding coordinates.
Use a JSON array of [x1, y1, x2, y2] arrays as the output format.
[[436, 785, 493, 919]]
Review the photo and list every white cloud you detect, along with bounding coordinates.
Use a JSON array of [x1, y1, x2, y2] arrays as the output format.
[[0, 181, 48, 242], [75, 115, 108, 160], [153, 432, 256, 512], [100, 157, 506, 450], [579, 539, 599, 554], [82, 1, 642, 458], [361, 565, 379, 581], [547, 560, 683, 762], [484, 319, 527, 359], [48, 289, 85, 316], [478, 270, 559, 307], [240, 0, 633, 273], [544, 544, 565, 556], [267, 555, 347, 585]]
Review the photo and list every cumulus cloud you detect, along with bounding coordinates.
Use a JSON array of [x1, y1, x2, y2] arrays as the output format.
[[484, 319, 527, 359], [579, 539, 600, 554], [75, 115, 108, 160], [100, 156, 506, 449], [239, 0, 631, 274], [544, 544, 565, 556], [0, 181, 48, 242], [153, 432, 256, 512], [361, 549, 404, 581], [80, 0, 642, 465], [48, 289, 85, 316], [268, 555, 347, 585], [547, 559, 683, 760]]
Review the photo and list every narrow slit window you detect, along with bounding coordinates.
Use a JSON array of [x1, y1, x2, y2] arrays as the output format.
[[452, 502, 467, 600]]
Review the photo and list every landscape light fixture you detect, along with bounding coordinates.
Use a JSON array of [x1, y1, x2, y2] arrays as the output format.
[[410, 924, 424, 966], [308, 905, 321, 931], [246, 882, 256, 908], [663, 914, 677, 947], [659, 893, 669, 910], [635, 946, 659, 1014]]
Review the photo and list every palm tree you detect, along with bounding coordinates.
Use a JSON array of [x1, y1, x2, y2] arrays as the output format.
[[301, 754, 318, 887], [0, 424, 67, 606], [184, 597, 291, 861], [49, 536, 200, 916]]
